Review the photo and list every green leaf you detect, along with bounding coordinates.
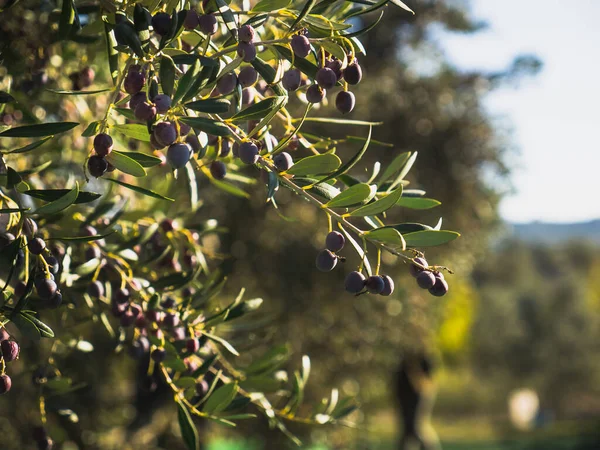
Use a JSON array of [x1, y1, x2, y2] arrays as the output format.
[[114, 22, 144, 57], [59, 0, 76, 40], [231, 96, 286, 123], [116, 151, 162, 168], [318, 125, 372, 184], [211, 179, 250, 198], [173, 59, 201, 105], [344, 10, 384, 38], [105, 22, 119, 84], [286, 153, 341, 176], [390, 0, 415, 14], [245, 344, 290, 375], [378, 151, 411, 183], [0, 122, 78, 138], [325, 183, 376, 208], [365, 227, 406, 251], [107, 178, 174, 201], [106, 151, 147, 177], [349, 186, 403, 217], [252, 0, 291, 12], [304, 14, 351, 31], [273, 44, 319, 79], [21, 312, 54, 338], [35, 182, 79, 215], [338, 224, 371, 276], [110, 123, 151, 142], [81, 121, 102, 137], [250, 57, 287, 97], [396, 197, 440, 210], [4, 136, 53, 154], [387, 151, 417, 192], [203, 382, 238, 414], [0, 91, 15, 103], [289, 0, 317, 30], [49, 233, 111, 243], [215, 0, 238, 40], [11, 313, 40, 340], [46, 88, 111, 95], [24, 189, 100, 204], [0, 207, 29, 214], [203, 332, 239, 356], [295, 117, 383, 126], [178, 117, 231, 137], [159, 55, 176, 97], [292, 177, 340, 201], [176, 398, 199, 450], [385, 223, 433, 234], [185, 98, 231, 114], [403, 230, 460, 247]]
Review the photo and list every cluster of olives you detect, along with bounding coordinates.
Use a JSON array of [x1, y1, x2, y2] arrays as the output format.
[[409, 257, 449, 297], [315, 231, 346, 272], [87, 132, 115, 178], [283, 31, 363, 115], [0, 226, 64, 309], [68, 66, 94, 91], [0, 328, 20, 395]]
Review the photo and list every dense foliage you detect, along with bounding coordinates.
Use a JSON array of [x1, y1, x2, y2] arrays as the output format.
[[0, 0, 466, 448]]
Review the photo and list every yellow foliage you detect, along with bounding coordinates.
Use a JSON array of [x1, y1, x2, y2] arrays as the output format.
[[586, 258, 600, 311], [436, 276, 477, 357]]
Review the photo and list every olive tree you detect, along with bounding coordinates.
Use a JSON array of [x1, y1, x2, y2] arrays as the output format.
[[0, 0, 459, 448]]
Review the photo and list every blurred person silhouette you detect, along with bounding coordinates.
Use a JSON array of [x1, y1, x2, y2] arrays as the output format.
[[395, 351, 440, 450]]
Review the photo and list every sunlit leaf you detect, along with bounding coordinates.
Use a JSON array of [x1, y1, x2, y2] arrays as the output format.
[[349, 186, 403, 217], [286, 153, 341, 176]]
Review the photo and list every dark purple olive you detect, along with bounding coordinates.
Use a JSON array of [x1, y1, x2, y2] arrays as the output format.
[[1, 340, 19, 362], [335, 91, 355, 114], [35, 278, 57, 300], [154, 121, 178, 147], [409, 257, 428, 277], [291, 34, 310, 58], [167, 143, 192, 169], [0, 374, 12, 394], [216, 73, 237, 95], [124, 70, 145, 95], [151, 348, 166, 362], [380, 275, 395, 296], [345, 271, 366, 294], [365, 275, 385, 294], [93, 133, 113, 157], [316, 67, 337, 89], [198, 14, 218, 35], [325, 231, 345, 252], [152, 12, 172, 36], [428, 273, 449, 297], [237, 42, 257, 62], [416, 271, 436, 289], [28, 237, 46, 255], [87, 280, 104, 298], [282, 69, 301, 92], [306, 84, 326, 104], [134, 102, 157, 121], [115, 287, 130, 304], [183, 9, 199, 30], [344, 61, 363, 85], [88, 155, 108, 178], [316, 249, 337, 272], [238, 66, 258, 88], [238, 142, 259, 165], [238, 24, 255, 42], [129, 91, 147, 111], [186, 338, 200, 353], [273, 152, 293, 171], [210, 160, 227, 180], [153, 94, 172, 113]]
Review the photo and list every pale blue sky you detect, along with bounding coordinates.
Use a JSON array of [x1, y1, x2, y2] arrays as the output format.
[[436, 0, 600, 223]]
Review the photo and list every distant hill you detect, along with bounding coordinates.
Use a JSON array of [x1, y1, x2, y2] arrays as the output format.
[[507, 219, 600, 244]]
